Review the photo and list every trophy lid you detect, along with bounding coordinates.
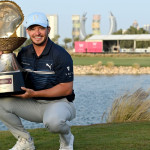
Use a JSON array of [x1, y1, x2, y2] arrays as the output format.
[[0, 1, 24, 38], [0, 1, 26, 52]]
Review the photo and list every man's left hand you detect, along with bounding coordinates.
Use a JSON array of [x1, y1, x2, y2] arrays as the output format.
[[15, 87, 35, 98]]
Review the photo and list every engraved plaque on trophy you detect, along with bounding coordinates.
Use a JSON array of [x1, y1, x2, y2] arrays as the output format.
[[0, 1, 27, 96]]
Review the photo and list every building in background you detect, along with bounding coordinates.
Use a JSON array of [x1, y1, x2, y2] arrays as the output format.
[[132, 20, 139, 29], [72, 13, 87, 41], [143, 24, 150, 33], [72, 15, 80, 39], [79, 12, 87, 40], [92, 15, 101, 35], [108, 12, 117, 35], [47, 14, 58, 39], [16, 24, 26, 38]]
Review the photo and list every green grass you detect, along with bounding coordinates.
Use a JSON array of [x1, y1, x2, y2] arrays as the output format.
[[72, 55, 150, 67], [1, 122, 150, 150]]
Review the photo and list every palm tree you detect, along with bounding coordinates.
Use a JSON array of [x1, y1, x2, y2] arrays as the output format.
[[63, 38, 72, 49], [51, 34, 60, 44]]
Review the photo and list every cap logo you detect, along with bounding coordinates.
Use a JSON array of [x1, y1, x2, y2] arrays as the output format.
[[33, 15, 38, 21]]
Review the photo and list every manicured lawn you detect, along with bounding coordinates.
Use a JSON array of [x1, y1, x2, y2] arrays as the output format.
[[1, 121, 150, 150], [72, 54, 150, 67]]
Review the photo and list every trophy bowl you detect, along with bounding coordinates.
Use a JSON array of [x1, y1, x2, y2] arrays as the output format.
[[0, 1, 27, 96], [0, 37, 27, 52]]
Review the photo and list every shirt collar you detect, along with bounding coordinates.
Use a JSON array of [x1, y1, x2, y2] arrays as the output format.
[[31, 38, 53, 56]]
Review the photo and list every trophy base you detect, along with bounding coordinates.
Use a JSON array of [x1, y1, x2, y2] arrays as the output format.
[[0, 71, 25, 97], [0, 91, 25, 97]]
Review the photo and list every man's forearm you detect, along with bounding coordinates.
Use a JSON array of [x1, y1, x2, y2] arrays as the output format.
[[33, 82, 73, 98]]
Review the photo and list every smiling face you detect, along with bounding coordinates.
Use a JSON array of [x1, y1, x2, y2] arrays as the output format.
[[26, 25, 50, 46]]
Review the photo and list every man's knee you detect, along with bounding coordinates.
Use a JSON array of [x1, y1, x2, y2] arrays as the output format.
[[0, 98, 14, 118], [44, 115, 67, 133], [0, 105, 9, 121]]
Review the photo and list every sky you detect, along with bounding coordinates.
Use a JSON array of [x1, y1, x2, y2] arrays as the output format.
[[10, 0, 150, 43]]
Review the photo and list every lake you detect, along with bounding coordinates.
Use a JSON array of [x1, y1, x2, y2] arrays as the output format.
[[1, 74, 150, 130]]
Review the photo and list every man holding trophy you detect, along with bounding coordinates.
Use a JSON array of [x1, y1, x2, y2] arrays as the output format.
[[0, 1, 76, 150]]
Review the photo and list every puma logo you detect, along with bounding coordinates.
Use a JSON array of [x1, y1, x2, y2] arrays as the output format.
[[46, 63, 52, 70]]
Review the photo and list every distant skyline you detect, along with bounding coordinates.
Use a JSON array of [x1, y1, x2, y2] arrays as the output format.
[[11, 0, 150, 43]]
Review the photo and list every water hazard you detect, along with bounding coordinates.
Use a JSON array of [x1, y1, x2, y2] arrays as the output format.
[[1, 75, 150, 130]]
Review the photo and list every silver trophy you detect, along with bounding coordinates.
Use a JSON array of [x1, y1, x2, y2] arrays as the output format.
[[0, 1, 26, 96]]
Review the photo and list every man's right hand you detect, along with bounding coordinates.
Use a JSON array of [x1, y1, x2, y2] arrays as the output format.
[[0, 51, 3, 55]]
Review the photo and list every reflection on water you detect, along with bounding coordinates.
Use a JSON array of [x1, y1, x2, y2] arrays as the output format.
[[1, 75, 150, 130]]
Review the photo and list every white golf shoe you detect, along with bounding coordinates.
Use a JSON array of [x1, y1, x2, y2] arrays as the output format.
[[9, 137, 35, 150], [59, 132, 74, 150]]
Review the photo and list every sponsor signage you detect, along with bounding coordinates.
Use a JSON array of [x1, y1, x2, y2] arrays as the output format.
[[86, 42, 103, 53], [75, 41, 87, 53], [75, 41, 103, 53]]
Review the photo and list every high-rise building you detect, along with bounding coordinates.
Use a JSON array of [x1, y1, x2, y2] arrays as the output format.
[[108, 12, 117, 35], [72, 15, 80, 39], [143, 24, 150, 33], [132, 20, 139, 29], [80, 13, 87, 40], [16, 24, 26, 38], [92, 15, 101, 35], [47, 14, 58, 39]]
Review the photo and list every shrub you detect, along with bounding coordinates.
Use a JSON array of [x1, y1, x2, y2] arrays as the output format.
[[106, 61, 114, 68], [132, 63, 140, 69], [94, 61, 103, 71], [104, 88, 150, 123]]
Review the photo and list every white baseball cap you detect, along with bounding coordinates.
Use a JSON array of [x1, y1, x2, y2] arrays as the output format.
[[26, 12, 49, 29]]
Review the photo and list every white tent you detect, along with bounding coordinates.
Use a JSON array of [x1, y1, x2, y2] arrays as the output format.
[[86, 34, 150, 41], [86, 34, 150, 52]]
